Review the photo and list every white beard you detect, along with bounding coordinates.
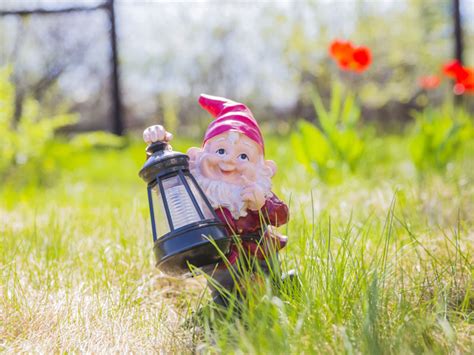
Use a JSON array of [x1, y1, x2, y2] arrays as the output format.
[[190, 158, 273, 220]]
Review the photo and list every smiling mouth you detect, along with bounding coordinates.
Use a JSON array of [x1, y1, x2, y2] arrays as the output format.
[[219, 168, 235, 176], [220, 169, 234, 175]]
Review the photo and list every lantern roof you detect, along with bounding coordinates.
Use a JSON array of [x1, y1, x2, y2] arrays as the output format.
[[139, 142, 189, 183]]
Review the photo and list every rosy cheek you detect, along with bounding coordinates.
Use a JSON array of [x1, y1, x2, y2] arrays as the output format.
[[199, 154, 220, 178], [238, 162, 258, 181]]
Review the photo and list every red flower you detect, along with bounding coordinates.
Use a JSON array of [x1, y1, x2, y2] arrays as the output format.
[[418, 75, 441, 90], [352, 47, 372, 72], [442, 60, 474, 95], [453, 68, 474, 95], [329, 40, 354, 62], [329, 39, 372, 73], [443, 60, 469, 82]]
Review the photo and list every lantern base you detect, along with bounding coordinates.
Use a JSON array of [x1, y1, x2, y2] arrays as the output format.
[[153, 221, 230, 276]]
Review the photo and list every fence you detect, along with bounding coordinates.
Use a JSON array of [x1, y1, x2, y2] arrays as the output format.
[[0, 0, 123, 135]]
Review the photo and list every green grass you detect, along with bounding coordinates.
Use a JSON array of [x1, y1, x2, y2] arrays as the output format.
[[0, 135, 472, 353]]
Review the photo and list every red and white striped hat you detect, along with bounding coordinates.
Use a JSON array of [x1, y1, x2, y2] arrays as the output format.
[[198, 94, 264, 153]]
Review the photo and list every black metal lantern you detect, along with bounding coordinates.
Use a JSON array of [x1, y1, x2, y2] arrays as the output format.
[[139, 141, 230, 275]]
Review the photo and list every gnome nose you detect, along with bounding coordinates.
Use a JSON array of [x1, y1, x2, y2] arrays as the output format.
[[219, 159, 235, 171]]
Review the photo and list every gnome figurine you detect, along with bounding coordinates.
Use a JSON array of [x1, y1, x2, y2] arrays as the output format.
[[143, 94, 289, 306]]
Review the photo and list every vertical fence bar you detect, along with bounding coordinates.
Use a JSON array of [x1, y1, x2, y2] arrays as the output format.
[[453, 0, 464, 104], [453, 0, 463, 64], [106, 0, 124, 135]]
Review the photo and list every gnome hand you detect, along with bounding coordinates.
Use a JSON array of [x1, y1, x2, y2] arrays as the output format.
[[263, 226, 288, 253], [143, 125, 173, 144], [241, 177, 266, 211]]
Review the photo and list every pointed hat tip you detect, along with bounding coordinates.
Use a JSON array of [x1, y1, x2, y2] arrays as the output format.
[[199, 94, 240, 117]]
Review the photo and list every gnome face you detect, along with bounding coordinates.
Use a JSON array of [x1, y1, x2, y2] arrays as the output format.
[[187, 131, 276, 218], [202, 131, 262, 184]]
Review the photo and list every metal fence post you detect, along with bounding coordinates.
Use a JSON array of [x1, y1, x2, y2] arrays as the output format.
[[106, 0, 124, 135]]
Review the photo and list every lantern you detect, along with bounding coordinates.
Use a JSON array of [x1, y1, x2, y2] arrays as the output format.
[[139, 141, 230, 275]]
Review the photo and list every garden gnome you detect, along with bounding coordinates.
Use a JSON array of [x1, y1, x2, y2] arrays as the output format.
[[143, 94, 289, 306]]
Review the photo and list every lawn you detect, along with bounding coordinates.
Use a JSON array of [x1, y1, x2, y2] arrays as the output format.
[[0, 135, 472, 353]]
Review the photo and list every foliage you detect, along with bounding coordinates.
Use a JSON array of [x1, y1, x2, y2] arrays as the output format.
[[0, 67, 125, 186], [0, 67, 77, 185], [291, 83, 365, 183], [409, 104, 473, 173]]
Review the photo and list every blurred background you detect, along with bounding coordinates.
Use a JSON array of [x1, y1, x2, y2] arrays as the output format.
[[1, 0, 473, 139]]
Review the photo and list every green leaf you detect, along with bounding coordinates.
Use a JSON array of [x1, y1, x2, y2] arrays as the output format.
[[297, 120, 331, 166]]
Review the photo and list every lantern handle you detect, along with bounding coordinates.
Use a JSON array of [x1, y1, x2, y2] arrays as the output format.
[[146, 141, 169, 155]]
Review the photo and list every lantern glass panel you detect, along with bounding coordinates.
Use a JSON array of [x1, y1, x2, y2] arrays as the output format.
[[151, 186, 171, 236], [162, 175, 201, 229], [185, 175, 214, 220]]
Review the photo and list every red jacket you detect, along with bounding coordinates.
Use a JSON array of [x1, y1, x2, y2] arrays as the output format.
[[214, 193, 289, 263]]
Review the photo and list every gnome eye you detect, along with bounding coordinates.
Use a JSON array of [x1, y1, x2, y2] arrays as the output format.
[[238, 153, 249, 161], [216, 148, 226, 156]]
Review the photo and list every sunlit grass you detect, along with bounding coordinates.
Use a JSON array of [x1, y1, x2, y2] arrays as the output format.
[[0, 136, 472, 352]]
